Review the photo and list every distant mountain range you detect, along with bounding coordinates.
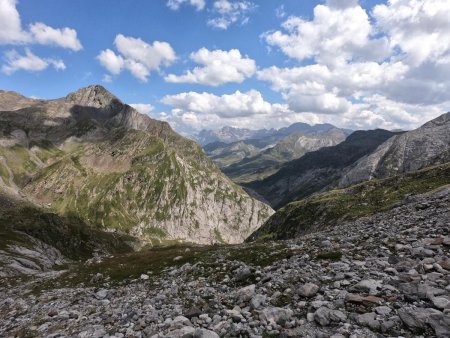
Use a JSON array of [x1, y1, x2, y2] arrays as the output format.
[[248, 111, 450, 241], [202, 124, 352, 183], [0, 85, 273, 275], [195, 123, 352, 146], [244, 129, 402, 208]]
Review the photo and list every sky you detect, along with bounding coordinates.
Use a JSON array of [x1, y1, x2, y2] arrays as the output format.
[[0, 0, 449, 135]]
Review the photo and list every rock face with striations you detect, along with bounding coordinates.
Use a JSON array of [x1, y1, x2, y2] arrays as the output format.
[[0, 85, 273, 245], [340, 112, 450, 187]]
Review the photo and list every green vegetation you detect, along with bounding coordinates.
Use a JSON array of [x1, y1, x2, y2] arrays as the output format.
[[0, 145, 37, 185], [0, 194, 135, 261], [214, 228, 226, 244], [251, 162, 450, 241], [0, 163, 9, 183], [144, 227, 167, 238], [30, 140, 65, 163], [70, 155, 87, 176], [316, 251, 343, 261]]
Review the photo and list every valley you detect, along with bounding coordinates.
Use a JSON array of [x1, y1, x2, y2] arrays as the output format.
[[1, 1, 449, 337], [1, 181, 449, 337], [1, 87, 449, 338]]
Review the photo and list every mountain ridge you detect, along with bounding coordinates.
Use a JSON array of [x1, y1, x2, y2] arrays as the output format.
[[0, 85, 273, 247], [339, 112, 450, 187], [245, 129, 401, 208]]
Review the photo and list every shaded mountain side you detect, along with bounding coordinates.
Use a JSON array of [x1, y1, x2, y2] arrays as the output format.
[[247, 161, 450, 242], [340, 112, 450, 187], [222, 128, 349, 183], [245, 129, 401, 209], [0, 189, 137, 277], [0, 86, 273, 245]]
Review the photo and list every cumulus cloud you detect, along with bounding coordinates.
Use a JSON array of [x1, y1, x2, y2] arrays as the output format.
[[29, 23, 82, 51], [0, 0, 28, 44], [162, 90, 274, 118], [264, 3, 390, 66], [257, 61, 409, 114], [163, 0, 450, 132], [0, 0, 82, 51], [165, 48, 255, 86], [130, 103, 154, 115], [249, 0, 450, 132], [167, 0, 205, 11], [160, 90, 307, 131], [1, 48, 65, 74], [97, 34, 176, 82], [373, 0, 450, 66], [97, 49, 124, 75], [208, 0, 256, 30], [159, 88, 446, 133]]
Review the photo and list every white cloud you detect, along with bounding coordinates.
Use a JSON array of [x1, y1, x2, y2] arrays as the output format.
[[162, 90, 274, 118], [165, 48, 255, 86], [130, 103, 154, 115], [29, 22, 82, 51], [167, 0, 205, 11], [160, 90, 334, 131], [264, 4, 390, 67], [373, 0, 450, 66], [339, 95, 446, 130], [275, 5, 286, 19], [257, 61, 409, 114], [0, 0, 29, 44], [208, 0, 256, 30], [1, 48, 65, 74], [249, 0, 450, 132], [97, 49, 124, 75], [0, 0, 82, 50], [97, 34, 176, 82]]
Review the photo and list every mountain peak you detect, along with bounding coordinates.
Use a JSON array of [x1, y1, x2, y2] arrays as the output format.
[[65, 85, 121, 108]]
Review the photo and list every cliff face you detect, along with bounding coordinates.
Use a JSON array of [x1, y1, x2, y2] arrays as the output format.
[[0, 85, 273, 245], [339, 112, 450, 187]]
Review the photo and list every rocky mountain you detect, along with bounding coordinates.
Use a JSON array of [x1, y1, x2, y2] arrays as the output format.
[[223, 128, 349, 183], [196, 126, 269, 146], [203, 140, 263, 168], [340, 112, 450, 187], [196, 122, 350, 147], [0, 86, 273, 247], [245, 129, 401, 208], [248, 161, 450, 241], [1, 178, 449, 337]]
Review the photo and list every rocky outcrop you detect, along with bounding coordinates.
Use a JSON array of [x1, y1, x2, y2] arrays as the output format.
[[0, 86, 273, 246], [340, 112, 450, 187]]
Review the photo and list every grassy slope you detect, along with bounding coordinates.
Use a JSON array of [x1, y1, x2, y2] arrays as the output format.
[[1, 125, 267, 245], [0, 192, 136, 262], [248, 162, 450, 241]]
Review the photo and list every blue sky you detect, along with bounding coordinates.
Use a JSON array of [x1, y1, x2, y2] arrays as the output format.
[[1, 0, 449, 134]]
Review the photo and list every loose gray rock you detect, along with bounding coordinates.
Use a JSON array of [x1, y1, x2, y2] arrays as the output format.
[[298, 283, 320, 298]]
